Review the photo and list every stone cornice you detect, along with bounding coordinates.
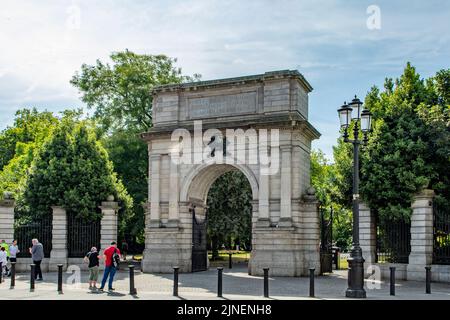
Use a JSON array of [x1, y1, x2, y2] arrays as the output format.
[[152, 70, 313, 94], [141, 112, 321, 141]]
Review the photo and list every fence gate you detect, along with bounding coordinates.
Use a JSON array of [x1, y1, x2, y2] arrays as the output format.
[[191, 208, 207, 272], [376, 216, 411, 263], [433, 201, 450, 264], [14, 215, 53, 258], [320, 206, 333, 274], [67, 214, 101, 258]]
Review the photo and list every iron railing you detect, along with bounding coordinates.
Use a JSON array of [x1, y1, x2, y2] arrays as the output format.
[[67, 214, 101, 258], [433, 201, 450, 265], [14, 216, 53, 258], [376, 217, 411, 264]]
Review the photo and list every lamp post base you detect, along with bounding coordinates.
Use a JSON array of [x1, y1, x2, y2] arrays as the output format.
[[345, 250, 366, 298]]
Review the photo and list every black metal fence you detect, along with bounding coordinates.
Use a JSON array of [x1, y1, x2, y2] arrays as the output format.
[[67, 214, 101, 258], [376, 217, 411, 263], [320, 206, 333, 273], [433, 201, 450, 265], [14, 216, 53, 258]]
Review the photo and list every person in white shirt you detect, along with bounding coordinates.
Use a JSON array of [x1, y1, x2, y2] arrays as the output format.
[[0, 247, 7, 276], [7, 240, 19, 277]]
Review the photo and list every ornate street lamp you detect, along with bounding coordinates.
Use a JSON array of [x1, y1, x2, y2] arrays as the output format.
[[337, 95, 372, 298]]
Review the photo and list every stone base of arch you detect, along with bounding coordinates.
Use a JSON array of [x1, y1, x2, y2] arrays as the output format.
[[142, 199, 320, 277]]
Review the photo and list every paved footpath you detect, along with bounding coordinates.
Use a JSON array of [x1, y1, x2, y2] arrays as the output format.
[[0, 267, 449, 300]]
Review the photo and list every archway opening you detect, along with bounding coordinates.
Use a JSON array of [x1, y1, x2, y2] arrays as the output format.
[[206, 170, 253, 269], [185, 164, 256, 272]]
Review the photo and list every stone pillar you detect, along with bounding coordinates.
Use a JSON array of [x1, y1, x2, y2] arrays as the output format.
[[407, 189, 435, 281], [142, 201, 191, 273], [49, 206, 68, 271], [301, 188, 321, 275], [359, 202, 376, 267], [99, 197, 119, 254], [279, 145, 292, 227], [257, 167, 270, 227], [149, 154, 161, 227], [167, 156, 179, 227], [0, 194, 15, 244]]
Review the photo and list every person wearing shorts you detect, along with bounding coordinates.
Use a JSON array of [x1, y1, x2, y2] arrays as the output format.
[[84, 247, 100, 290]]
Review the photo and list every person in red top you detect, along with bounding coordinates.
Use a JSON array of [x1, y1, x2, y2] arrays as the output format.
[[99, 241, 121, 292]]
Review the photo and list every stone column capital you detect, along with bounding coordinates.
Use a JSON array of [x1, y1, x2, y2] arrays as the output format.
[[414, 189, 435, 200], [99, 201, 120, 211], [412, 189, 435, 209], [0, 199, 15, 207]]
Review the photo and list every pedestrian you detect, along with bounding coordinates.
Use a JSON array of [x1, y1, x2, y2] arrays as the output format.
[[0, 247, 7, 277], [121, 239, 129, 261], [0, 240, 9, 275], [29, 239, 44, 281], [84, 246, 101, 290], [7, 240, 19, 277], [99, 241, 121, 292]]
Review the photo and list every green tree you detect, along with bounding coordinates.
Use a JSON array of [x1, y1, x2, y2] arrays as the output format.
[[0, 109, 59, 197], [102, 131, 147, 241], [21, 115, 132, 224], [311, 150, 352, 251], [71, 50, 199, 132], [206, 171, 252, 259], [0, 108, 58, 171], [360, 64, 450, 222]]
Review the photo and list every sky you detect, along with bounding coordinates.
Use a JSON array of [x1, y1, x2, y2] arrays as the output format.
[[0, 0, 449, 160]]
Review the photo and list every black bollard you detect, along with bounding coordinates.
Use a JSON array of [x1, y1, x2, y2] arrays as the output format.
[[30, 264, 35, 292], [390, 267, 396, 296], [309, 268, 315, 297], [425, 266, 431, 294], [228, 253, 232, 269], [0, 262, 2, 284], [217, 267, 223, 297], [129, 265, 137, 295], [263, 268, 269, 298], [173, 266, 179, 297], [57, 264, 63, 294], [10, 262, 16, 289]]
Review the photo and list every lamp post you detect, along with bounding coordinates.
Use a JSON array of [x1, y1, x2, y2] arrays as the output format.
[[337, 96, 372, 298]]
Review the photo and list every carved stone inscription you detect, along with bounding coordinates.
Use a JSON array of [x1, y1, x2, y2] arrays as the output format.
[[188, 92, 257, 119]]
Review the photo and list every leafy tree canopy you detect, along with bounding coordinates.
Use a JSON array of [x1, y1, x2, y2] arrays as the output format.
[[21, 114, 132, 222], [71, 49, 200, 133], [333, 63, 449, 222]]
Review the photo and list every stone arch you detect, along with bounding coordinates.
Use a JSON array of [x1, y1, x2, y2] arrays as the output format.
[[141, 70, 321, 276], [180, 161, 259, 205]]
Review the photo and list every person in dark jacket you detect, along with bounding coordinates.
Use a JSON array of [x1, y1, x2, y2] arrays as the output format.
[[29, 239, 44, 280]]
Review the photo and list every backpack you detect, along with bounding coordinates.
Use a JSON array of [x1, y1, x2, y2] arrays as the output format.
[[112, 248, 121, 269]]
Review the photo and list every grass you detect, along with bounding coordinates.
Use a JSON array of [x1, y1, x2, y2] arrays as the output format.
[[208, 250, 250, 267]]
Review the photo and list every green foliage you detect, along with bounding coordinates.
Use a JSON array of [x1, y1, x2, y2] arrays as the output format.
[[0, 109, 59, 197], [21, 115, 132, 222], [360, 64, 450, 222], [311, 150, 353, 251], [102, 131, 147, 241], [206, 171, 252, 257], [71, 49, 200, 132]]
